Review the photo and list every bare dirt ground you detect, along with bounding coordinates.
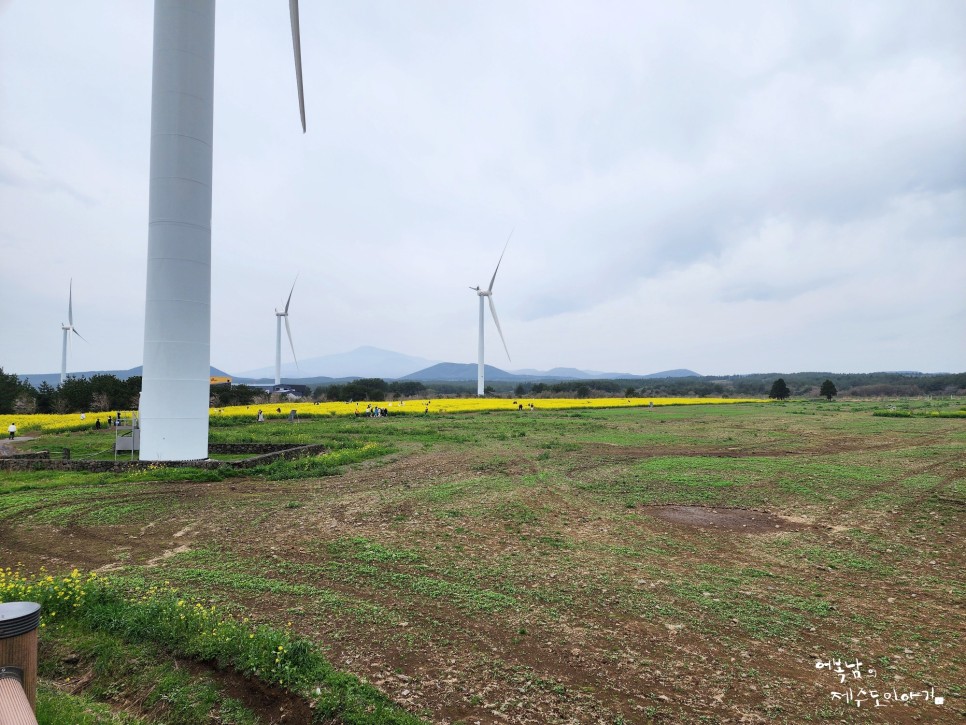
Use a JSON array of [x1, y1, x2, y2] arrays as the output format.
[[1, 406, 963, 724], [642, 504, 812, 533]]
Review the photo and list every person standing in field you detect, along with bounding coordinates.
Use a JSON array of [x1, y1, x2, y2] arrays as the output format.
[[7, 422, 15, 440]]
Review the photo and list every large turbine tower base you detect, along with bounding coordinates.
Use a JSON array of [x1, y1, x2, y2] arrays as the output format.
[[139, 0, 216, 461]]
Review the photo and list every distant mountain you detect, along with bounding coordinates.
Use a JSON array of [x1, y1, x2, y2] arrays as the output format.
[[403, 363, 701, 383], [402, 362, 521, 382], [640, 369, 700, 379], [19, 366, 231, 389], [240, 346, 439, 380], [512, 367, 701, 380], [14, 348, 698, 388], [513, 367, 594, 379]]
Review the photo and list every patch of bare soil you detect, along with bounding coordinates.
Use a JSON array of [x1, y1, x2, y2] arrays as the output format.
[[574, 433, 947, 469], [642, 504, 812, 533], [182, 659, 313, 724], [48, 645, 312, 724]]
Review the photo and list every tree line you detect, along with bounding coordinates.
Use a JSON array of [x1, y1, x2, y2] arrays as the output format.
[[0, 368, 143, 415], [0, 369, 430, 414], [500, 372, 964, 399], [3, 366, 962, 415]]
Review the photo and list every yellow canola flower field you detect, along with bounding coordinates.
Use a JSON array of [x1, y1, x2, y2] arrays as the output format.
[[7, 398, 765, 434], [215, 396, 764, 420], [2, 411, 132, 435]]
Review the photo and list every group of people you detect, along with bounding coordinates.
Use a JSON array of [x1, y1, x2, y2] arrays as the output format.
[[358, 404, 389, 417], [101, 413, 127, 428]]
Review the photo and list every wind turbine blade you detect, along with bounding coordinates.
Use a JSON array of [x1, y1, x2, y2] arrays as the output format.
[[487, 228, 514, 293], [68, 279, 74, 326], [73, 328, 88, 344], [487, 296, 511, 361], [284, 316, 299, 370], [289, 0, 306, 133], [284, 276, 298, 314]]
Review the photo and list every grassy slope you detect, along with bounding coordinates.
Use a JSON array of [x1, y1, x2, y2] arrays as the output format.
[[1, 400, 964, 723]]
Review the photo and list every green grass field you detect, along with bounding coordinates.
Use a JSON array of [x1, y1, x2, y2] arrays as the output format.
[[1, 400, 963, 723]]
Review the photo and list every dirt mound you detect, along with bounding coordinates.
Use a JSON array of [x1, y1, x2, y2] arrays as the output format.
[[643, 505, 809, 533]]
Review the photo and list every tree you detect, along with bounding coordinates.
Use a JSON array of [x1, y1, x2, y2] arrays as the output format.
[[388, 381, 426, 397], [59, 376, 93, 412], [624, 387, 637, 397], [575, 384, 591, 398], [13, 393, 36, 414], [123, 376, 143, 409], [343, 378, 388, 401], [210, 383, 261, 407], [89, 374, 128, 409], [514, 384, 526, 397], [35, 381, 56, 413], [820, 379, 837, 401], [768, 378, 791, 401], [0, 368, 32, 414], [325, 384, 346, 401]]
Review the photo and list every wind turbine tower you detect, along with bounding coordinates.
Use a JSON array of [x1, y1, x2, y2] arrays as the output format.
[[139, 0, 306, 460], [275, 279, 299, 386], [471, 233, 513, 396], [60, 279, 85, 385]]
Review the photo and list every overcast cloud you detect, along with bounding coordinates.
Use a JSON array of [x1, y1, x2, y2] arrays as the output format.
[[1, 0, 964, 377]]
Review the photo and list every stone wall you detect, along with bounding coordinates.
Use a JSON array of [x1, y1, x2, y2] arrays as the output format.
[[0, 443, 329, 473], [208, 443, 300, 454], [1, 450, 50, 460]]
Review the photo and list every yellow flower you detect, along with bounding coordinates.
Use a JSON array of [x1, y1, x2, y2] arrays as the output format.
[[199, 396, 767, 422]]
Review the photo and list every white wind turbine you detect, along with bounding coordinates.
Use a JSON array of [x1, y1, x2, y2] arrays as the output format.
[[139, 0, 306, 460], [274, 278, 299, 387], [60, 279, 86, 385], [471, 232, 513, 396]]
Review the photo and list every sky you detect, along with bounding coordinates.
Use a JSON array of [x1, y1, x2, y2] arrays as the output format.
[[1, 0, 964, 378]]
